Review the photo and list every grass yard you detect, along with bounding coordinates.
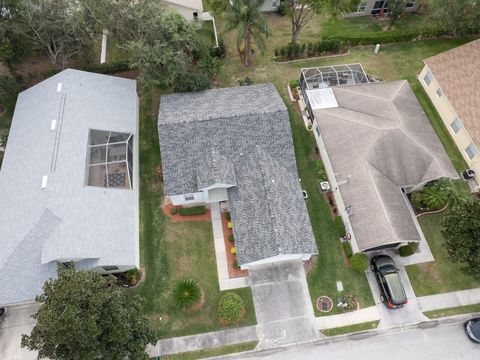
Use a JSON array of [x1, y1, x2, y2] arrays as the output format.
[[165, 341, 258, 359], [321, 320, 380, 336], [406, 214, 480, 297], [424, 304, 480, 319], [136, 92, 256, 339]]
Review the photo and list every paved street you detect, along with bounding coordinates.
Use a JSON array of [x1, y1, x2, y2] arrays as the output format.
[[0, 304, 38, 360], [219, 321, 480, 360]]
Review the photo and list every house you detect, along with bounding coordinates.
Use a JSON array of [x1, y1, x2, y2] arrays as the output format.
[[158, 84, 318, 268], [300, 65, 458, 252], [165, 0, 219, 46], [346, 0, 421, 17], [0, 69, 139, 306], [419, 39, 480, 191], [229, 0, 280, 12]]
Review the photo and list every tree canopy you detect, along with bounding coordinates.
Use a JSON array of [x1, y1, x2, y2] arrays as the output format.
[[431, 0, 480, 35], [21, 267, 156, 360], [442, 199, 480, 279]]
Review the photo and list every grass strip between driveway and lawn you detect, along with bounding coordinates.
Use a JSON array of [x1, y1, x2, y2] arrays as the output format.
[[424, 304, 480, 319], [163, 341, 258, 360], [136, 92, 256, 339], [321, 321, 380, 337]]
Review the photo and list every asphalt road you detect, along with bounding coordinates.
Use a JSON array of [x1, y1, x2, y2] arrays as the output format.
[[222, 321, 480, 360]]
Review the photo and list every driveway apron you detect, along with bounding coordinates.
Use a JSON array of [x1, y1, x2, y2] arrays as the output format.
[[248, 260, 319, 349]]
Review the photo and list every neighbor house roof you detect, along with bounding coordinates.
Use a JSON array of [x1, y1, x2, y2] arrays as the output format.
[[425, 39, 480, 146], [312, 80, 458, 251], [158, 84, 318, 265], [0, 69, 139, 306]]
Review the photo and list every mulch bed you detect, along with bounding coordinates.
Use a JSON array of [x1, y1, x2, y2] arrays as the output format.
[[324, 191, 338, 218], [221, 213, 248, 279], [162, 203, 211, 222]]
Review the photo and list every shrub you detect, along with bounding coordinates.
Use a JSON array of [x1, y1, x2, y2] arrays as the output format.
[[210, 38, 226, 58], [178, 205, 207, 216], [335, 216, 346, 238], [350, 252, 369, 272], [289, 79, 300, 88], [410, 191, 425, 210], [172, 279, 201, 309], [225, 212, 231, 221], [399, 244, 415, 257], [232, 260, 240, 269], [230, 247, 236, 255], [78, 61, 131, 75], [228, 234, 235, 243], [238, 77, 254, 86], [218, 293, 245, 322], [173, 72, 211, 93], [125, 268, 140, 285], [170, 207, 178, 215], [342, 242, 353, 258], [313, 160, 328, 182]]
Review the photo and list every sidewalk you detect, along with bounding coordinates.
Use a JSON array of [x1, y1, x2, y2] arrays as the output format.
[[417, 288, 480, 312], [147, 325, 258, 357], [314, 306, 379, 330]]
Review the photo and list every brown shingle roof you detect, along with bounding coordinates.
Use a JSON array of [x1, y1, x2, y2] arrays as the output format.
[[425, 39, 480, 146]]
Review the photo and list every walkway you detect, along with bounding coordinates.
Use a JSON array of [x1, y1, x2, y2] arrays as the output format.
[[210, 203, 249, 290], [147, 325, 258, 357], [418, 288, 480, 312], [315, 306, 379, 330], [248, 260, 319, 349]]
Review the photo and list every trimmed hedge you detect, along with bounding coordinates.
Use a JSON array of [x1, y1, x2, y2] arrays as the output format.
[[228, 234, 235, 243], [274, 39, 346, 61], [225, 212, 231, 221], [335, 216, 346, 238], [76, 61, 131, 75], [178, 206, 207, 216], [399, 244, 415, 257], [232, 260, 240, 269], [218, 292, 245, 322], [350, 252, 369, 272], [342, 242, 353, 258], [170, 207, 178, 215]]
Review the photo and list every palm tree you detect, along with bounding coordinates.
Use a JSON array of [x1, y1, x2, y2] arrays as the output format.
[[224, 0, 271, 67]]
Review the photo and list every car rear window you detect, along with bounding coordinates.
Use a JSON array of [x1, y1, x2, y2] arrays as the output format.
[[385, 273, 405, 302]]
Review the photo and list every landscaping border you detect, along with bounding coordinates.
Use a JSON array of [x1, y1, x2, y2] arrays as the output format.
[[273, 49, 351, 64]]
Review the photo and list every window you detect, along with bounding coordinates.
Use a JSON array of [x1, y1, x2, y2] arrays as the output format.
[[406, 2, 415, 8], [184, 194, 195, 201], [102, 265, 119, 272], [357, 1, 367, 12], [272, 0, 278, 7], [465, 143, 478, 160], [450, 117, 462, 134], [423, 70, 433, 85], [436, 88, 443, 97], [193, 11, 198, 20], [85, 130, 134, 189]]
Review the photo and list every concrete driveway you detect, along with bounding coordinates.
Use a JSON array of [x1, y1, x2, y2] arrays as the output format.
[[0, 304, 38, 360], [248, 260, 319, 348], [366, 265, 428, 327]]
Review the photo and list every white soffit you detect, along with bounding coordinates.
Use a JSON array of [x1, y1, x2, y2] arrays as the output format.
[[306, 88, 339, 110]]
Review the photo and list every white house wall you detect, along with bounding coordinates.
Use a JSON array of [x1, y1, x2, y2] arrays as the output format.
[[242, 253, 308, 269], [261, 0, 279, 12], [165, 2, 201, 21], [169, 192, 205, 205]]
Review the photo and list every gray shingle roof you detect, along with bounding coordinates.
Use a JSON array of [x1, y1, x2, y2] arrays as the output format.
[[313, 80, 458, 251], [196, 148, 237, 190], [0, 69, 139, 305], [158, 84, 317, 264]]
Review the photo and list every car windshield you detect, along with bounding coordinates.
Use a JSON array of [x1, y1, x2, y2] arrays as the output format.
[[385, 273, 405, 303], [470, 321, 480, 339], [380, 264, 396, 273]]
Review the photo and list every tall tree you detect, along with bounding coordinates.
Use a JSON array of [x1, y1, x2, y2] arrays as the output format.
[[431, 0, 480, 35], [387, 0, 406, 29], [21, 266, 156, 360], [17, 0, 99, 69], [224, 0, 271, 67], [441, 199, 480, 279]]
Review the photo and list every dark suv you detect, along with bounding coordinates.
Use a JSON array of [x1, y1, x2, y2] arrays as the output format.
[[371, 255, 407, 309]]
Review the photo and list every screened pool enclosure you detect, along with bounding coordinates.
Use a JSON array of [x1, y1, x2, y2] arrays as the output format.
[[85, 130, 134, 189], [300, 64, 369, 91]]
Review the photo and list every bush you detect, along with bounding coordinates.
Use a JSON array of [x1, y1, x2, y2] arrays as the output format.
[[313, 160, 328, 182], [238, 77, 254, 86], [399, 244, 415, 257], [232, 260, 240, 269], [178, 205, 207, 216], [225, 212, 231, 221], [174, 72, 211, 93], [125, 268, 140, 285], [342, 242, 353, 258], [218, 293, 245, 322], [78, 61, 131, 75], [173, 279, 201, 309], [289, 79, 300, 88], [228, 234, 235, 243], [170, 207, 178, 215], [350, 253, 369, 272], [210, 38, 226, 58], [335, 216, 346, 238], [274, 39, 346, 60]]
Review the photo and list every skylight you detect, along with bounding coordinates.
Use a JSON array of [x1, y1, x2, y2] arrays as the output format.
[[85, 129, 134, 189]]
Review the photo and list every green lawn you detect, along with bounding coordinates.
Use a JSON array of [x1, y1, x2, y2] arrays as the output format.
[[165, 341, 258, 359], [424, 304, 480, 319], [321, 321, 379, 336], [406, 214, 480, 297], [136, 92, 256, 339]]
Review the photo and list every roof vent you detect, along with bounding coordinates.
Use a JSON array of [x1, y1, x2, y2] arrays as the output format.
[[41, 175, 48, 189], [50, 119, 57, 131], [56, 82, 62, 92]]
